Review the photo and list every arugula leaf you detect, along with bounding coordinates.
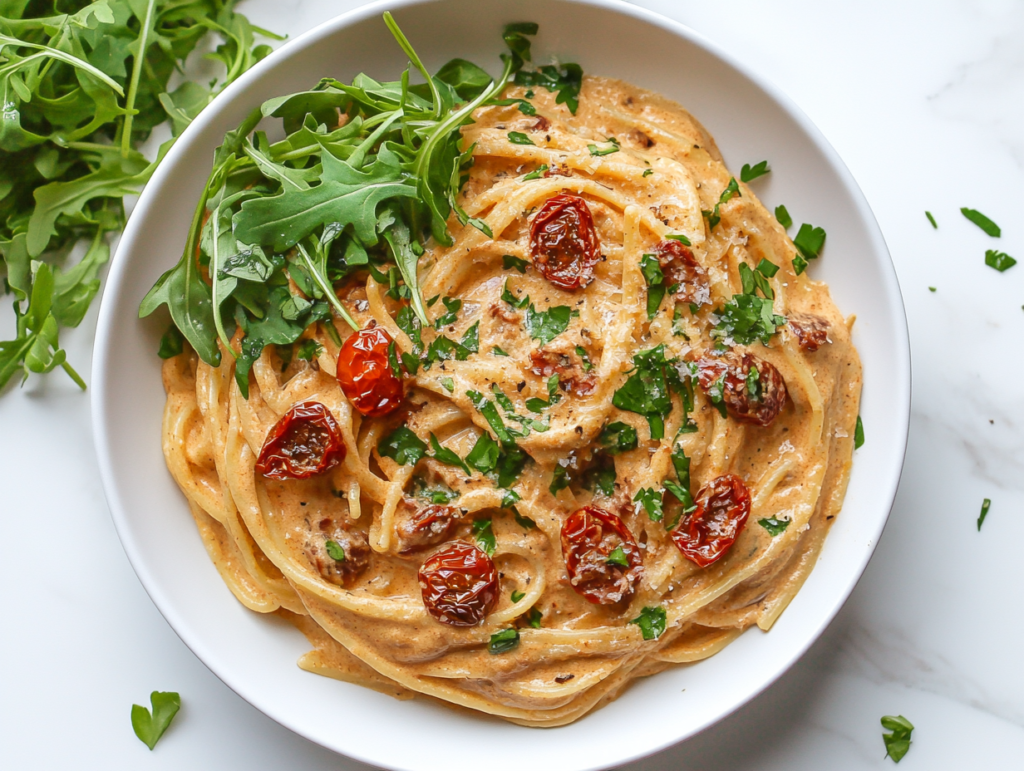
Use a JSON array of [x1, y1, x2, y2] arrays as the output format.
[[606, 545, 629, 566], [641, 253, 666, 319], [508, 131, 535, 146], [297, 339, 323, 361], [855, 415, 865, 449], [378, 426, 427, 465], [325, 540, 346, 561], [977, 498, 992, 531], [629, 606, 667, 641], [775, 205, 793, 229], [740, 160, 770, 182], [758, 517, 790, 536], [925, 211, 937, 229], [598, 422, 638, 454], [429, 433, 470, 475], [961, 207, 1000, 237], [473, 518, 496, 556], [157, 323, 185, 360], [503, 254, 529, 273], [131, 691, 181, 750], [985, 250, 1016, 272], [525, 303, 572, 344], [488, 628, 519, 654], [881, 715, 914, 763]]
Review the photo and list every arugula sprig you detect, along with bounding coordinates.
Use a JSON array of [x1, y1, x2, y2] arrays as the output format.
[[141, 17, 552, 396], [0, 1, 279, 392]]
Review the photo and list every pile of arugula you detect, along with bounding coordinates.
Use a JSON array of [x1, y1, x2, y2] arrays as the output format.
[[0, 0, 280, 391], [139, 16, 583, 397]]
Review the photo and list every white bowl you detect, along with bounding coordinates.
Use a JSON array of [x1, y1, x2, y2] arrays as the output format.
[[92, 0, 910, 768]]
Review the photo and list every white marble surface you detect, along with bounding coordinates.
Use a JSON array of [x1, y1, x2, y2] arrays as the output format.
[[2, 0, 1022, 768]]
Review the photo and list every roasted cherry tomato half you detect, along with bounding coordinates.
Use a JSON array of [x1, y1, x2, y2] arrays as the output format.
[[255, 401, 346, 479], [654, 239, 710, 307], [671, 474, 751, 568], [530, 193, 600, 290], [397, 503, 458, 554], [697, 351, 788, 427], [336, 324, 404, 417], [561, 506, 643, 605], [418, 541, 499, 626], [788, 312, 831, 352]]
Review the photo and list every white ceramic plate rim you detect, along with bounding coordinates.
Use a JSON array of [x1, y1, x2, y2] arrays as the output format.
[[92, 0, 911, 768]]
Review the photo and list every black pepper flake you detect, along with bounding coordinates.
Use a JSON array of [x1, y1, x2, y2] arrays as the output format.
[[555, 674, 575, 683]]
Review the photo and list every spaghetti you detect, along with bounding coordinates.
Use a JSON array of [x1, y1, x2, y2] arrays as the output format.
[[158, 72, 861, 726]]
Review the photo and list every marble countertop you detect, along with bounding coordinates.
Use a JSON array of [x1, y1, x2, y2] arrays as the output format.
[[3, 0, 1022, 768]]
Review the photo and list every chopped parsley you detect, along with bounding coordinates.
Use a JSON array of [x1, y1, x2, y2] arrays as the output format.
[[977, 498, 991, 531], [629, 606, 667, 641], [412, 476, 459, 504], [855, 415, 865, 449], [501, 279, 529, 309], [422, 335, 471, 369], [428, 433, 470, 475], [324, 540, 346, 561], [612, 346, 694, 439], [928, 286, 937, 293], [758, 517, 790, 536], [514, 61, 584, 114], [664, 444, 696, 528], [387, 341, 402, 378], [606, 545, 629, 566], [794, 223, 826, 262], [514, 509, 536, 530], [985, 250, 1017, 272], [473, 518, 497, 556], [633, 487, 663, 522], [131, 691, 181, 751], [378, 426, 428, 466], [702, 177, 740, 230], [666, 233, 692, 246], [468, 390, 516, 443], [775, 204, 793, 229], [640, 253, 666, 319], [588, 137, 620, 156], [525, 303, 572, 344], [712, 261, 786, 347], [526, 607, 542, 628], [297, 339, 323, 361], [925, 211, 937, 229], [488, 628, 519, 654], [507, 131, 535, 145], [492, 346, 510, 356], [584, 461, 617, 497], [598, 422, 639, 454], [441, 377, 455, 393], [511, 590, 526, 603], [503, 254, 530, 273], [740, 160, 770, 182], [461, 321, 479, 353], [643, 168, 654, 177], [881, 715, 914, 763], [576, 345, 593, 371], [549, 464, 571, 495], [466, 432, 500, 474], [961, 207, 1000, 237], [522, 164, 549, 180], [434, 296, 462, 328]]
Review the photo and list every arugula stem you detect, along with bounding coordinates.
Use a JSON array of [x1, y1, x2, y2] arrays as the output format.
[[0, 34, 123, 94], [295, 242, 359, 331], [209, 206, 236, 356], [383, 11, 441, 119], [120, 0, 157, 156], [60, 359, 86, 390], [347, 109, 403, 169]]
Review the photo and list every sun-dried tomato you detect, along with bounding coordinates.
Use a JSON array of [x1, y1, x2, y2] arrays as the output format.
[[532, 116, 551, 132], [543, 164, 571, 178], [788, 312, 831, 352], [307, 519, 370, 586], [561, 506, 643, 605], [530, 348, 596, 396], [336, 324, 404, 417], [671, 475, 751, 568], [397, 503, 458, 553], [697, 351, 787, 427], [530, 194, 600, 290], [654, 240, 710, 306], [255, 401, 346, 479], [418, 541, 499, 626]]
